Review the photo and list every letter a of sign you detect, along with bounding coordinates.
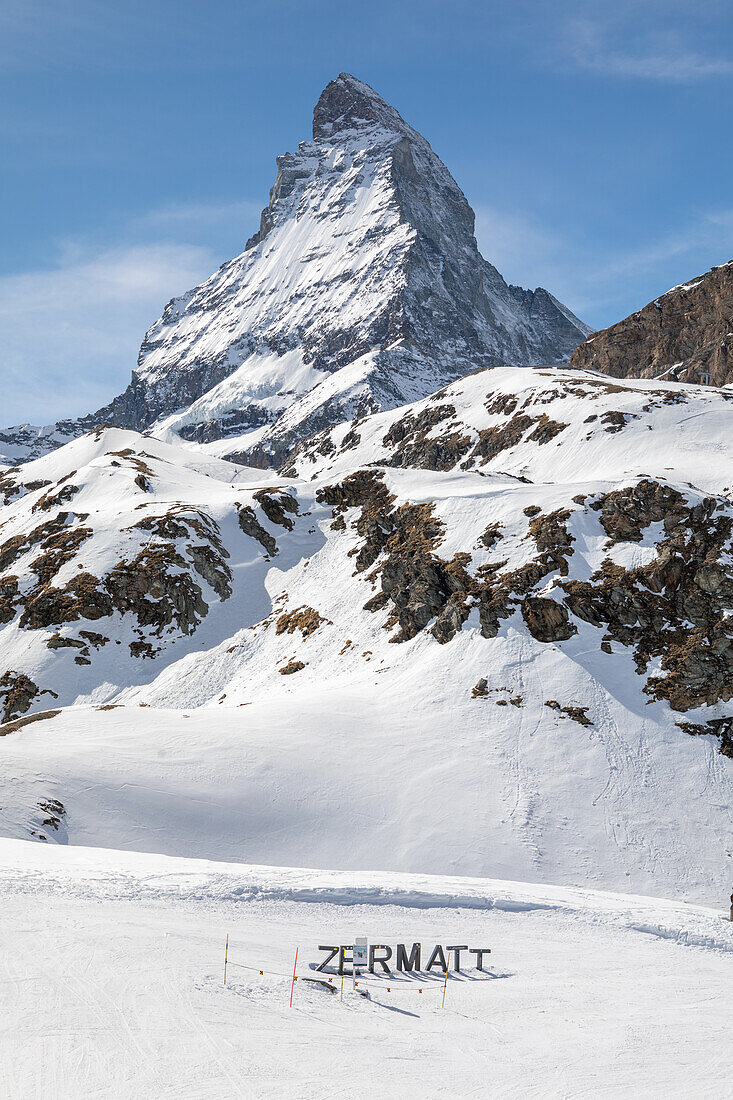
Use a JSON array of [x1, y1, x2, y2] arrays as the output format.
[[426, 945, 448, 972]]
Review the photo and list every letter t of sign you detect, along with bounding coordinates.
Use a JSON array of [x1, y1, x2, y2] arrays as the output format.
[[445, 945, 468, 973], [468, 948, 492, 971]]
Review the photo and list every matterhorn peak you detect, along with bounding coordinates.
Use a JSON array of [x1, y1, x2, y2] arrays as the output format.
[[312, 72, 416, 141], [0, 73, 590, 468]]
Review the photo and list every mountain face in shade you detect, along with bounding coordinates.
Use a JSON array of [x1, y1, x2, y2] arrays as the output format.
[[570, 261, 733, 386], [0, 74, 590, 467]]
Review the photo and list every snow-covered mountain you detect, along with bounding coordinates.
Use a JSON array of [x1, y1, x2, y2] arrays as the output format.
[[0, 365, 730, 904], [0, 71, 730, 925], [0, 74, 589, 468]]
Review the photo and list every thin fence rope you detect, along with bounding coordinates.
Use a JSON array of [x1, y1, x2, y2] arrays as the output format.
[[224, 959, 473, 995]]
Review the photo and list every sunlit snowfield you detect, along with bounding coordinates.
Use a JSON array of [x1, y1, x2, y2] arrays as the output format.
[[1, 841, 730, 1100]]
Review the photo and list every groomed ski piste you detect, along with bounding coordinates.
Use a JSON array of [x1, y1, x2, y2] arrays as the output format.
[[0, 838, 731, 1099]]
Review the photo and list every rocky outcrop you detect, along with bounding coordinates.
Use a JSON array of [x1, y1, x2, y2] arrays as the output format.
[[279, 660, 306, 675], [0, 708, 61, 736], [544, 700, 593, 727], [318, 470, 578, 646], [562, 480, 733, 711], [571, 261, 733, 386], [276, 607, 330, 637], [314, 466, 733, 755], [236, 505, 278, 556], [0, 672, 58, 724]]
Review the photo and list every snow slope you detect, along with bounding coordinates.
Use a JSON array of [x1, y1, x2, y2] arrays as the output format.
[[0, 366, 732, 905], [1, 690, 730, 907], [0, 839, 730, 1100], [284, 364, 733, 490]]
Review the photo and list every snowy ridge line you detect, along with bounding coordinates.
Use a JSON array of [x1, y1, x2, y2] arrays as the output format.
[[0, 842, 731, 955]]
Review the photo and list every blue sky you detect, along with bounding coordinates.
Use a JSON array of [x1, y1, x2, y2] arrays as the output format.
[[3, 0, 733, 424]]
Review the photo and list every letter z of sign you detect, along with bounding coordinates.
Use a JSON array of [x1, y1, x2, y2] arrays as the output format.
[[315, 946, 339, 972]]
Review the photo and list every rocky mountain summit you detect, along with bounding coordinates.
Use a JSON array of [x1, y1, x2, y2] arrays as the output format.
[[0, 73, 589, 468], [571, 260, 733, 386]]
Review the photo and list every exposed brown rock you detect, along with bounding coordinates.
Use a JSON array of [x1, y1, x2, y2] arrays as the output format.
[[677, 718, 733, 757], [0, 672, 58, 723], [108, 449, 154, 477], [276, 606, 330, 637], [600, 410, 635, 434], [589, 479, 687, 545], [467, 414, 535, 465], [21, 572, 113, 630], [570, 261, 733, 386], [544, 700, 593, 727], [253, 489, 299, 529], [478, 523, 502, 550], [187, 544, 232, 600], [320, 470, 581, 648], [105, 545, 208, 636], [29, 525, 93, 586], [522, 596, 577, 642], [32, 481, 79, 512], [0, 708, 61, 736], [0, 576, 19, 624], [381, 404, 472, 471], [526, 414, 568, 444], [237, 504, 278, 555], [0, 513, 79, 573], [37, 798, 65, 831], [279, 659, 306, 675], [484, 393, 518, 416], [46, 634, 86, 650], [562, 484, 733, 715]]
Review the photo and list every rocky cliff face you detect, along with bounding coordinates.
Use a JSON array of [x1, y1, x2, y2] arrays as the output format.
[[0, 73, 589, 468], [571, 261, 733, 385]]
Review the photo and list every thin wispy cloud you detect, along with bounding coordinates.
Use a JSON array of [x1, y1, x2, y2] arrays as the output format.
[[0, 195, 264, 426], [475, 203, 733, 324], [559, 8, 733, 83], [0, 241, 220, 425]]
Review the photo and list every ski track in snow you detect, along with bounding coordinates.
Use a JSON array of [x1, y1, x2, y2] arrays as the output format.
[[0, 840, 731, 1099]]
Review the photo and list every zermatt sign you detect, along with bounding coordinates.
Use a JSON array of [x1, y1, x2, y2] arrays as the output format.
[[313, 942, 491, 974]]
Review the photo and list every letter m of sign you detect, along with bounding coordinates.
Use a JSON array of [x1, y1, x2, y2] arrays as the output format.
[[396, 943, 421, 972]]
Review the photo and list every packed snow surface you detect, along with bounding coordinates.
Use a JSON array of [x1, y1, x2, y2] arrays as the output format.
[[0, 839, 730, 1099]]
